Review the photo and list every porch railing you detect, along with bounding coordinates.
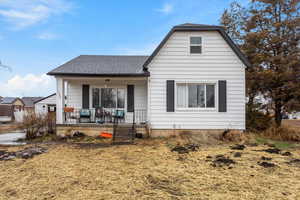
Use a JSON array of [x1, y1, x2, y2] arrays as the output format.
[[63, 108, 147, 125]]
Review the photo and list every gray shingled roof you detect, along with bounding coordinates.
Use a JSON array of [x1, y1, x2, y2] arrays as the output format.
[[47, 55, 149, 76], [22, 97, 43, 107], [0, 97, 17, 104]]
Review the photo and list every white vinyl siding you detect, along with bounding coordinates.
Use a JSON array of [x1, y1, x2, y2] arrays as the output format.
[[34, 94, 56, 115], [148, 31, 246, 130]]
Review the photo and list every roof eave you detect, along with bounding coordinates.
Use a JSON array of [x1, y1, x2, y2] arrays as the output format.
[[47, 72, 150, 77]]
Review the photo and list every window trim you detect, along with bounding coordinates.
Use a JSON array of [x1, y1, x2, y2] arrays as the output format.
[[189, 36, 203, 55], [175, 81, 218, 112], [90, 86, 126, 110]]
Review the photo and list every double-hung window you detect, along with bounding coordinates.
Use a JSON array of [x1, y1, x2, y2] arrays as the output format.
[[190, 37, 202, 54], [177, 83, 215, 109], [92, 88, 125, 109]]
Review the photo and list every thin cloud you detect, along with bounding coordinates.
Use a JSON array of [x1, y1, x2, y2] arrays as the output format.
[[37, 32, 59, 40], [156, 3, 173, 15], [0, 74, 55, 97], [0, 0, 73, 29]]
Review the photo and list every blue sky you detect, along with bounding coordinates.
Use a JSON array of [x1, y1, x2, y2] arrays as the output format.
[[0, 0, 248, 97]]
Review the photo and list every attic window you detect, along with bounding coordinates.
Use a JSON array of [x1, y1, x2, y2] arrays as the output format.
[[190, 37, 202, 54]]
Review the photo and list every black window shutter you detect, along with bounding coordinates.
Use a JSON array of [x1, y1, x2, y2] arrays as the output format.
[[127, 85, 134, 112], [166, 80, 175, 112], [82, 84, 90, 109], [218, 80, 227, 112]]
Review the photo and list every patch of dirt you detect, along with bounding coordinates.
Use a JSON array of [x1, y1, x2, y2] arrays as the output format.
[[0, 146, 47, 161], [171, 143, 199, 154], [282, 152, 292, 156], [258, 161, 276, 168], [287, 159, 300, 167], [230, 144, 246, 150], [260, 148, 281, 154], [211, 155, 236, 167], [233, 152, 242, 157], [261, 156, 272, 161]]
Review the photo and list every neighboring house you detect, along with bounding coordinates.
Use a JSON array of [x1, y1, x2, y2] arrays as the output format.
[[34, 93, 56, 115], [0, 105, 13, 123], [47, 23, 249, 137], [0, 97, 25, 112], [22, 97, 43, 113], [0, 97, 25, 123]]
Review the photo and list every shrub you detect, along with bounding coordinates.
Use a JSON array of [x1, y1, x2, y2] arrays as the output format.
[[19, 113, 56, 140], [246, 109, 272, 132], [262, 126, 300, 142]]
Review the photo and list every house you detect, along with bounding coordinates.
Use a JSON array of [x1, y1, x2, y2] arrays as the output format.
[[0, 97, 25, 123], [47, 23, 249, 137], [0, 97, 25, 112], [34, 93, 56, 116], [22, 97, 43, 113], [0, 105, 14, 123]]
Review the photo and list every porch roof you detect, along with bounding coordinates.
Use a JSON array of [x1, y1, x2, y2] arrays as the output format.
[[47, 55, 150, 77]]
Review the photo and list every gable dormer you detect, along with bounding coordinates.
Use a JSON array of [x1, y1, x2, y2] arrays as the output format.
[[143, 23, 250, 70]]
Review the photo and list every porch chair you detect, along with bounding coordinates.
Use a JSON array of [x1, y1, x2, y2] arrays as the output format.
[[95, 107, 105, 124], [114, 110, 125, 123], [79, 109, 91, 123]]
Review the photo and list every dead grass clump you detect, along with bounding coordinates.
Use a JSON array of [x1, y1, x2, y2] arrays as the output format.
[[145, 174, 185, 196], [178, 131, 222, 145], [262, 126, 300, 142], [221, 130, 247, 143]]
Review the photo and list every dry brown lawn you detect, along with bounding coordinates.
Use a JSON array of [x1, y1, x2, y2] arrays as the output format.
[[283, 120, 300, 130], [0, 138, 300, 200], [0, 123, 20, 133]]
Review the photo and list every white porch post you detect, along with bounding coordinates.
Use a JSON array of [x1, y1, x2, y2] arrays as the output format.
[[56, 77, 65, 124]]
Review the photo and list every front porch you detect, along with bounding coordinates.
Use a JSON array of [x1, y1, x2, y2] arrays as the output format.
[[56, 76, 149, 126], [56, 123, 149, 137]]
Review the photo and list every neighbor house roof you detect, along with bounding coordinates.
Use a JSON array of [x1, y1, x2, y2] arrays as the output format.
[[47, 55, 150, 76], [34, 93, 56, 104], [143, 23, 251, 69], [22, 97, 43, 107], [0, 97, 17, 104], [0, 97, 24, 105], [47, 23, 250, 77]]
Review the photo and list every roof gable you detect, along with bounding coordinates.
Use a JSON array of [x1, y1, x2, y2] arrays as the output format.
[[143, 23, 251, 69]]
